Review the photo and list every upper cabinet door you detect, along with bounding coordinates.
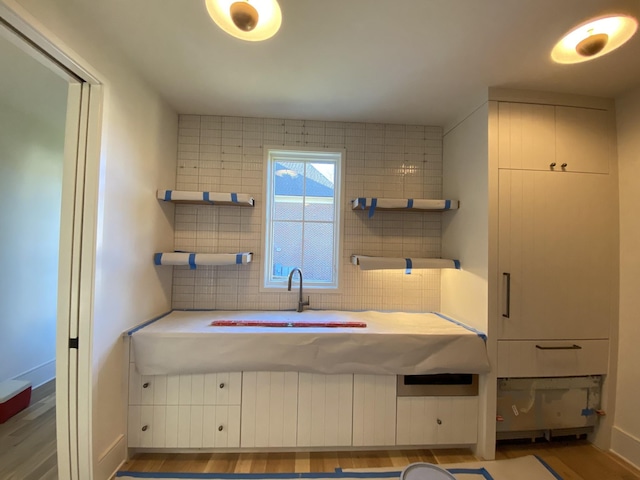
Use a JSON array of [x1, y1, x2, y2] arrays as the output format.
[[498, 102, 555, 170], [556, 106, 613, 174], [498, 169, 615, 340], [498, 103, 613, 174]]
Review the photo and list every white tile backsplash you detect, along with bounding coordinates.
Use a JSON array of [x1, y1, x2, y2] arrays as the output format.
[[171, 115, 445, 312]]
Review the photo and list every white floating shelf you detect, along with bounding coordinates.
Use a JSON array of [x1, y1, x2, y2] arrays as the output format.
[[352, 197, 458, 217], [158, 190, 254, 206], [154, 252, 253, 269], [351, 255, 460, 272]]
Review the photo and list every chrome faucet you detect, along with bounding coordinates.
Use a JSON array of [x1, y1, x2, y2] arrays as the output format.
[[287, 268, 310, 312]]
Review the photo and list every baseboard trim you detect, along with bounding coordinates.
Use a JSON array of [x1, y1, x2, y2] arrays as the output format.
[[95, 434, 126, 480], [611, 426, 640, 470], [14, 358, 55, 389]]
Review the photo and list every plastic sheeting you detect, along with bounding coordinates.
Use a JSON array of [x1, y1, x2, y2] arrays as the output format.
[[130, 310, 490, 376]]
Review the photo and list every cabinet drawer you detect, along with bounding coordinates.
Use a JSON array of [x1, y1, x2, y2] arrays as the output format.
[[129, 366, 241, 406], [497, 340, 609, 378], [128, 405, 240, 448], [396, 396, 478, 446]]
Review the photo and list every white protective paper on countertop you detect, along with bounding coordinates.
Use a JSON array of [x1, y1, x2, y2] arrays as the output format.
[[130, 310, 490, 376]]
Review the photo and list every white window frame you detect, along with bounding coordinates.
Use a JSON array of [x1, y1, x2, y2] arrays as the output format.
[[261, 146, 344, 291]]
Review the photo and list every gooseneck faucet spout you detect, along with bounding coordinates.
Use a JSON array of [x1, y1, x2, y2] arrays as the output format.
[[287, 268, 310, 312]]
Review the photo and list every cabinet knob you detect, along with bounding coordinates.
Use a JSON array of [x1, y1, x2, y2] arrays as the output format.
[[437, 418, 442, 425], [142, 382, 150, 389], [218, 425, 224, 431], [141, 425, 148, 432], [219, 383, 225, 389], [550, 162, 556, 168], [561, 163, 568, 168]]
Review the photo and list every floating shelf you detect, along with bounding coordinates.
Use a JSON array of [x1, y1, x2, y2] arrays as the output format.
[[352, 197, 458, 218], [351, 255, 460, 272], [154, 252, 253, 269], [158, 190, 254, 206]]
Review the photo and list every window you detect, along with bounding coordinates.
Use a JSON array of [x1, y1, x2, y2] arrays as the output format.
[[263, 148, 343, 290]]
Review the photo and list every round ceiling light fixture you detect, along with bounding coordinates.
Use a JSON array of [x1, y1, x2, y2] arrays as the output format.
[[551, 14, 638, 64], [205, 0, 282, 41]]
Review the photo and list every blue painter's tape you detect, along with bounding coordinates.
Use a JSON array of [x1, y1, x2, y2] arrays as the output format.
[[236, 253, 243, 264], [153, 253, 163, 266], [369, 198, 377, 218], [454, 259, 461, 269], [448, 468, 494, 480], [203, 191, 211, 203], [357, 197, 366, 210], [126, 310, 173, 336], [582, 408, 595, 416], [433, 311, 488, 341], [534, 455, 564, 480], [231, 193, 238, 203], [188, 253, 196, 270], [445, 199, 451, 210], [163, 190, 172, 201], [405, 258, 412, 275], [407, 198, 414, 209]]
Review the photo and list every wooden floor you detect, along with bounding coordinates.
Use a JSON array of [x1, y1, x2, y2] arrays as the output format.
[[0, 379, 57, 480], [122, 440, 640, 480], [2, 385, 639, 480]]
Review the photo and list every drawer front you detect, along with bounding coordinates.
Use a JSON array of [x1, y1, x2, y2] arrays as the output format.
[[129, 366, 241, 406], [128, 405, 241, 448], [497, 340, 609, 378]]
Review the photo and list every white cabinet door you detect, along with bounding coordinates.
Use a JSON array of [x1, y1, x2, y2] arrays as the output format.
[[352, 375, 396, 446], [498, 169, 614, 340], [297, 373, 353, 447], [240, 371, 298, 448], [556, 106, 613, 174], [498, 102, 555, 170], [396, 397, 478, 445]]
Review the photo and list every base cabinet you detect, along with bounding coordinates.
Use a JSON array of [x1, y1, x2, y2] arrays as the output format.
[[127, 370, 479, 449]]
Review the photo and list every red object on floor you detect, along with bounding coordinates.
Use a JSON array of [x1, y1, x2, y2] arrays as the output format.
[[211, 320, 367, 328], [0, 381, 32, 424]]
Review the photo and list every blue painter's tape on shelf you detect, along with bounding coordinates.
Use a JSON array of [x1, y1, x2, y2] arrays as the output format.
[[188, 253, 196, 270], [369, 198, 377, 218], [445, 199, 451, 210], [153, 253, 163, 265], [203, 191, 211, 203], [405, 258, 412, 275], [236, 253, 243, 264], [357, 197, 366, 210], [163, 190, 172, 201], [407, 198, 414, 208], [454, 259, 461, 269], [231, 193, 238, 203]]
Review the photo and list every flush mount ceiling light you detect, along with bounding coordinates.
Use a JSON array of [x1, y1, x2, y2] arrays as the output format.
[[551, 14, 638, 64], [205, 0, 282, 41]]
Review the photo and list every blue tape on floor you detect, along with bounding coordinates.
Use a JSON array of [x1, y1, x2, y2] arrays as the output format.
[[534, 455, 564, 480]]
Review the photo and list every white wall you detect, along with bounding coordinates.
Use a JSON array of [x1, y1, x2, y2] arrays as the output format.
[[173, 115, 445, 313], [613, 85, 640, 469], [10, 0, 178, 478], [0, 37, 68, 386]]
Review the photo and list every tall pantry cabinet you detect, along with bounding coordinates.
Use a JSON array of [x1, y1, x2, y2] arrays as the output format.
[[441, 89, 619, 459]]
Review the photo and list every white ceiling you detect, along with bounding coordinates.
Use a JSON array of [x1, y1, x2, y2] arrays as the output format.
[[66, 0, 640, 126]]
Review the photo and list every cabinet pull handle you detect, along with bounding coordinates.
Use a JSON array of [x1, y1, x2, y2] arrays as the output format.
[[535, 344, 582, 350], [218, 425, 224, 431], [561, 163, 568, 168], [550, 162, 556, 168], [219, 383, 225, 389], [141, 425, 148, 432], [142, 382, 150, 389], [502, 272, 511, 318]]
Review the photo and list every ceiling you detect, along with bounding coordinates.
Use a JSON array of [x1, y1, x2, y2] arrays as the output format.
[[65, 0, 640, 127]]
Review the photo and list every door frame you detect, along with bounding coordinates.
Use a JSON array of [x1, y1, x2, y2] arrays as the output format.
[[0, 2, 103, 478]]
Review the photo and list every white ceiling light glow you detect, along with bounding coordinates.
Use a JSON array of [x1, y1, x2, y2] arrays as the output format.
[[205, 0, 282, 41], [551, 15, 638, 64]]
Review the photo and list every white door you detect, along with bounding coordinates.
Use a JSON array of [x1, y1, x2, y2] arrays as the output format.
[[498, 169, 615, 340]]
